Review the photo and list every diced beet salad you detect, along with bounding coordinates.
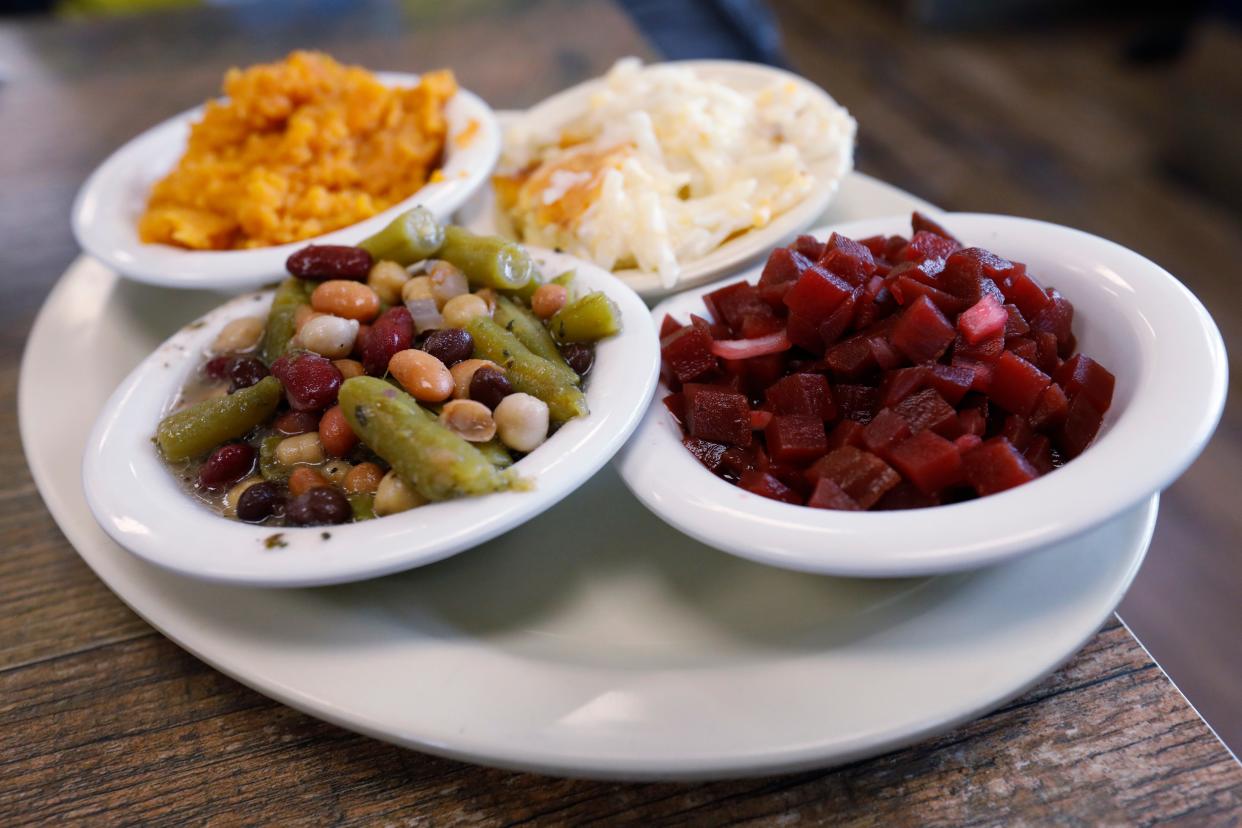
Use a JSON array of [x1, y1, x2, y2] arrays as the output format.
[[659, 213, 1116, 511]]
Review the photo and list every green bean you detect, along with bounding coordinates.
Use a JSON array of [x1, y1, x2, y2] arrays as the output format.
[[436, 225, 536, 292], [465, 317, 588, 424], [258, 434, 289, 483], [550, 292, 622, 343], [356, 206, 445, 266], [260, 278, 314, 364], [348, 492, 377, 521], [156, 376, 282, 462], [475, 437, 514, 470], [338, 376, 510, 501], [492, 295, 579, 385]]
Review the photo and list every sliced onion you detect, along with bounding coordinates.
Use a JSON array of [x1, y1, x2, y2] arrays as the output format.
[[404, 297, 443, 334], [709, 330, 792, 360]]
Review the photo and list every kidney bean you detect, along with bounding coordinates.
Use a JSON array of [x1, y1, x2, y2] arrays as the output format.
[[319, 405, 358, 457], [421, 328, 474, 367], [274, 409, 320, 435], [270, 351, 343, 411], [286, 245, 373, 282], [204, 355, 233, 380], [468, 365, 513, 410], [285, 486, 352, 526], [560, 343, 595, 378], [227, 356, 269, 392], [236, 481, 285, 523], [199, 443, 256, 490], [361, 306, 414, 376]]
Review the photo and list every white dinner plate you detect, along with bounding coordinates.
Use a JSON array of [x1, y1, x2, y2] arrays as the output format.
[[21, 173, 1155, 779]]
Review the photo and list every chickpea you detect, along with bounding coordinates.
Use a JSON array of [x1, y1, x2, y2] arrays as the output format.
[[295, 314, 359, 359], [374, 470, 427, 516], [440, 399, 497, 442], [442, 294, 490, 328], [427, 260, 469, 309], [293, 304, 321, 333], [400, 275, 435, 303], [212, 316, 264, 354], [494, 393, 549, 453], [388, 348, 453, 402], [332, 358, 365, 380], [531, 284, 568, 320], [321, 459, 354, 486], [450, 358, 502, 400], [343, 462, 384, 495], [222, 476, 263, 518], [475, 288, 498, 313], [311, 280, 381, 322], [367, 260, 410, 305], [289, 466, 330, 497], [274, 432, 325, 466]]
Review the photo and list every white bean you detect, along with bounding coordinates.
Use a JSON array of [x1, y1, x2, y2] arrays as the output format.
[[442, 294, 490, 328], [275, 432, 324, 466], [440, 399, 497, 442], [295, 314, 359, 359], [368, 260, 411, 305], [373, 470, 427, 516], [212, 316, 264, 354], [494, 393, 549, 453]]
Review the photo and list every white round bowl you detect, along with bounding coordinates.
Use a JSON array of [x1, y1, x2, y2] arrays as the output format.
[[72, 72, 500, 291], [617, 212, 1228, 577], [83, 250, 658, 587], [457, 60, 856, 301]]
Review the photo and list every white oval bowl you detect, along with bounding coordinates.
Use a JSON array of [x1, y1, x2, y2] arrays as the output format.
[[83, 250, 658, 587], [617, 212, 1228, 577], [72, 72, 500, 291], [457, 60, 856, 301]]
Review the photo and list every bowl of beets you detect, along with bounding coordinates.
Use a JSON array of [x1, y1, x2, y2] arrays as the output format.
[[616, 212, 1227, 576]]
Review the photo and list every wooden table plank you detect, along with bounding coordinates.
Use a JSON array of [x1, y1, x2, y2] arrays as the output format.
[[1, 0, 1239, 823]]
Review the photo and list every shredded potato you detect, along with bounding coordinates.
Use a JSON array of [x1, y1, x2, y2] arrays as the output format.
[[496, 58, 855, 288], [139, 51, 456, 250]]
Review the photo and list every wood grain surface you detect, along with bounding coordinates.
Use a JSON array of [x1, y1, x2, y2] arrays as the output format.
[[1, 0, 1240, 823]]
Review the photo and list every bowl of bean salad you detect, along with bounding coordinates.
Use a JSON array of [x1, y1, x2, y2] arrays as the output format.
[[83, 208, 659, 586]]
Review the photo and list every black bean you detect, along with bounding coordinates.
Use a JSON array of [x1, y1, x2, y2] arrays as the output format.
[[560, 343, 594, 378], [469, 366, 513, 410], [227, 356, 269, 392], [285, 487, 351, 526], [422, 328, 474, 367], [236, 482, 285, 523]]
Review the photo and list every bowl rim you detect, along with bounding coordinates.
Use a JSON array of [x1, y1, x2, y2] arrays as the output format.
[[71, 71, 501, 290], [81, 249, 659, 587], [616, 211, 1228, 576], [457, 58, 856, 301]]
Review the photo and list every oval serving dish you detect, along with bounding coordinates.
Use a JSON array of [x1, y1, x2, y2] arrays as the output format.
[[72, 72, 501, 291], [617, 212, 1227, 576], [83, 249, 658, 587]]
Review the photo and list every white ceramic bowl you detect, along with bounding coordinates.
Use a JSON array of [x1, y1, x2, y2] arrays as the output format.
[[83, 250, 658, 587], [72, 72, 500, 291], [457, 60, 856, 301], [617, 212, 1228, 577]]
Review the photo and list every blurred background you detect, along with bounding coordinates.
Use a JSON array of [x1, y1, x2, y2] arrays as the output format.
[[2, 0, 1238, 749]]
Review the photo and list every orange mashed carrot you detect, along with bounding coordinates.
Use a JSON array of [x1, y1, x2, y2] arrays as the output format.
[[139, 51, 456, 250]]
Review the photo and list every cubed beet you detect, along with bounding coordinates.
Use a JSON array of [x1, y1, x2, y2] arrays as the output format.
[[1006, 337, 1038, 364], [957, 294, 1007, 345], [880, 367, 929, 406], [786, 311, 826, 354], [683, 437, 727, 472], [890, 276, 968, 315], [1003, 304, 1030, 337], [661, 325, 718, 382], [894, 387, 958, 437], [1032, 330, 1060, 374], [792, 234, 826, 261], [805, 447, 901, 509], [899, 230, 961, 262], [834, 384, 879, 423], [888, 430, 963, 496], [1058, 393, 1105, 459], [758, 247, 811, 306], [875, 481, 943, 510], [926, 364, 975, 406], [750, 410, 773, 430], [818, 232, 877, 285], [951, 356, 994, 393], [783, 264, 853, 324], [998, 270, 1051, 320], [1001, 415, 1035, 451], [886, 259, 944, 288], [1031, 290, 1075, 357], [858, 235, 889, 258], [868, 336, 905, 371], [862, 408, 913, 460], [890, 295, 956, 364], [1029, 382, 1070, 431], [1054, 354, 1116, 413], [659, 314, 683, 338], [825, 336, 878, 381], [737, 470, 802, 504], [989, 351, 1051, 416], [663, 392, 686, 424], [958, 407, 987, 437], [704, 281, 767, 335], [911, 211, 959, 242], [766, 373, 834, 419], [816, 289, 861, 347], [828, 419, 867, 450], [806, 477, 862, 511], [962, 437, 1040, 496], [852, 275, 897, 331], [765, 415, 828, 465], [684, 384, 752, 447], [955, 433, 983, 453], [740, 310, 784, 339], [954, 332, 1004, 363], [1024, 433, 1055, 475]]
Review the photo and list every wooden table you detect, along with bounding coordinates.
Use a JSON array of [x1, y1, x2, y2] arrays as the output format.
[[2, 1, 1239, 823]]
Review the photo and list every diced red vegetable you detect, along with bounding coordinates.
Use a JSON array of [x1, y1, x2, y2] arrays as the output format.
[[704, 282, 767, 335], [663, 392, 685, 424], [911, 211, 959, 242], [988, 351, 1051, 416], [684, 437, 727, 472], [1054, 354, 1116, 414], [757, 247, 811, 307], [818, 232, 877, 285], [1058, 393, 1105, 459], [1031, 290, 1075, 357], [998, 269, 1051, 320], [684, 383, 751, 447], [792, 234, 826, 262], [805, 447, 901, 509], [738, 469, 802, 504], [862, 408, 912, 461], [962, 438, 1039, 496], [783, 264, 853, 324], [888, 430, 963, 496], [661, 325, 718, 383], [1029, 382, 1070, 431], [899, 230, 961, 263], [766, 373, 834, 420], [957, 294, 1007, 346], [890, 295, 956, 364], [894, 388, 958, 436], [806, 477, 862, 511], [659, 314, 684, 339], [765, 415, 828, 465], [828, 419, 867, 450]]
